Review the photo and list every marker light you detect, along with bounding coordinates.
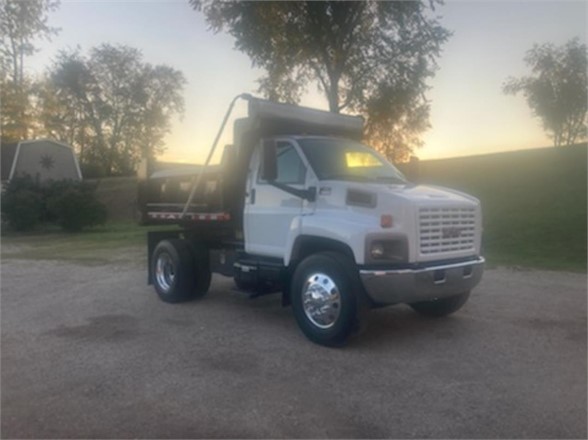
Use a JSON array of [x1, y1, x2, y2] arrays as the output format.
[[380, 214, 393, 228]]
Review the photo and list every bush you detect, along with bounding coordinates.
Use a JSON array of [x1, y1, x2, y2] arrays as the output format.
[[80, 162, 108, 179], [47, 186, 107, 232], [42, 180, 98, 223], [1, 176, 107, 232], [1, 185, 44, 231]]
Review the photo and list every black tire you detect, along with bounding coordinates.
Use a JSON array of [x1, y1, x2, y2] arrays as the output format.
[[188, 241, 212, 298], [409, 291, 471, 318], [291, 252, 360, 347], [151, 239, 210, 303]]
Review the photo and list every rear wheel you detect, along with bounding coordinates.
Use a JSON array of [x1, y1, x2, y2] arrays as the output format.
[[291, 252, 360, 347], [152, 239, 210, 303], [409, 291, 470, 317]]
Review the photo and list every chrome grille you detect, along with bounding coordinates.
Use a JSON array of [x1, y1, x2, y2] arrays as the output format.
[[418, 206, 477, 255]]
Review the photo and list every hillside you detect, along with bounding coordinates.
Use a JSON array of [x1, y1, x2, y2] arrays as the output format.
[[408, 144, 587, 271]]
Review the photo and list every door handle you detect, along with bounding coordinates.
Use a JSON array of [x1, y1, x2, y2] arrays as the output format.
[[250, 188, 256, 204]]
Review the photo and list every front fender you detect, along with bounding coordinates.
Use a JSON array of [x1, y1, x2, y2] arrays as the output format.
[[284, 213, 373, 266]]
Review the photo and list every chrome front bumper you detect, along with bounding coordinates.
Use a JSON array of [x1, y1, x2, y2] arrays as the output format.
[[360, 257, 485, 305]]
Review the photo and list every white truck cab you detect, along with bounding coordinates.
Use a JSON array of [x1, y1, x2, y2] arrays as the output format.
[[140, 95, 484, 346]]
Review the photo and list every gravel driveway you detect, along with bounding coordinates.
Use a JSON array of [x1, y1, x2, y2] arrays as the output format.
[[1, 245, 586, 439]]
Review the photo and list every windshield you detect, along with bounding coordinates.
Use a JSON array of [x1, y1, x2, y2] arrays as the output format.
[[298, 138, 407, 184]]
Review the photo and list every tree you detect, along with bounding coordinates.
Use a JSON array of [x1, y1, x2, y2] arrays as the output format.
[[191, 0, 450, 161], [0, 74, 37, 141], [0, 0, 59, 85], [45, 44, 186, 176], [0, 0, 60, 141], [503, 38, 587, 147]]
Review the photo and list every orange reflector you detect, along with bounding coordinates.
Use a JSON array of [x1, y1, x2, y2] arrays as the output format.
[[380, 214, 393, 228]]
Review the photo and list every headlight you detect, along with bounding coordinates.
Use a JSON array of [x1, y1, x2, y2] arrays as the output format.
[[366, 237, 408, 264], [370, 242, 386, 259]]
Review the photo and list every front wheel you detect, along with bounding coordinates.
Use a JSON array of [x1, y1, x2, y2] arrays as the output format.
[[291, 252, 360, 347], [409, 291, 470, 318]]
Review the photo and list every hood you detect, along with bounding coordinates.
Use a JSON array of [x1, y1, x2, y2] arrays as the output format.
[[329, 181, 480, 207], [380, 184, 480, 206]]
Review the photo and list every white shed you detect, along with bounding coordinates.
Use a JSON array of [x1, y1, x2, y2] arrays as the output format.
[[1, 139, 82, 183]]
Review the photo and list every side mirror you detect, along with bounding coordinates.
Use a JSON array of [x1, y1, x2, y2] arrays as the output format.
[[261, 139, 277, 182]]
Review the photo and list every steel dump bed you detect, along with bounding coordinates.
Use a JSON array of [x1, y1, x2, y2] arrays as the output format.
[[138, 95, 363, 228]]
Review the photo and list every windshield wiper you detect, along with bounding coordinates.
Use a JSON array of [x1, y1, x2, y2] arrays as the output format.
[[322, 174, 407, 184], [322, 174, 375, 182], [375, 175, 407, 184]]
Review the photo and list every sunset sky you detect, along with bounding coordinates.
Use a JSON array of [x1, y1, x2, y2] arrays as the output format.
[[30, 0, 587, 163]]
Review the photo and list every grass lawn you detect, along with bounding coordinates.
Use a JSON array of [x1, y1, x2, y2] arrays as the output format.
[[1, 222, 178, 264], [415, 144, 587, 272]]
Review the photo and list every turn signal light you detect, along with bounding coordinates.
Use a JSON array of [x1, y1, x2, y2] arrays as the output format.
[[380, 214, 393, 228]]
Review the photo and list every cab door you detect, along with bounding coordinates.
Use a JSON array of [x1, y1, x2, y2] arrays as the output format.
[[244, 140, 307, 258]]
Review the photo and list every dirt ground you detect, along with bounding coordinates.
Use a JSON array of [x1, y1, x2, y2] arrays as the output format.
[[1, 243, 586, 439]]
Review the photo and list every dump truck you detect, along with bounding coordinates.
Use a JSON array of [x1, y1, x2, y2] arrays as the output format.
[[139, 94, 484, 346]]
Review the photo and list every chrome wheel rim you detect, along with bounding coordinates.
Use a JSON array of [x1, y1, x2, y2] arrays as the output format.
[[155, 253, 175, 293], [302, 273, 341, 329]]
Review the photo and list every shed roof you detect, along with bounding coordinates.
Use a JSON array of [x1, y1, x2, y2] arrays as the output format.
[[1, 143, 18, 181], [1, 139, 82, 182]]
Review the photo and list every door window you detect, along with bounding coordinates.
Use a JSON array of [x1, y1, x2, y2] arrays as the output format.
[[259, 141, 306, 185]]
